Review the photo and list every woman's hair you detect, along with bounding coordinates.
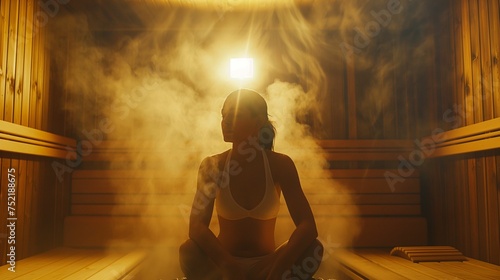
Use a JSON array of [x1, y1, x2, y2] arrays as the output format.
[[225, 89, 276, 150]]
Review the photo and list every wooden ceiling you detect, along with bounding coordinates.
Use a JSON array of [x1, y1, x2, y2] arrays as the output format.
[[62, 0, 314, 31]]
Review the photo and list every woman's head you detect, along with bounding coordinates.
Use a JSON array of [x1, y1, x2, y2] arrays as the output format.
[[221, 89, 275, 150]]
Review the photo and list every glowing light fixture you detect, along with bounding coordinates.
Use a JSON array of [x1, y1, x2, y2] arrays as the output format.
[[230, 58, 254, 79]]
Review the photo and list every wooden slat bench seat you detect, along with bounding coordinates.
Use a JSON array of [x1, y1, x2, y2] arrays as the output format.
[[333, 248, 500, 279], [0, 247, 146, 280]]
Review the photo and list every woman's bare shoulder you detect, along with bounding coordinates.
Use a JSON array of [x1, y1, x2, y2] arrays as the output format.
[[266, 150, 296, 171], [200, 150, 230, 169]]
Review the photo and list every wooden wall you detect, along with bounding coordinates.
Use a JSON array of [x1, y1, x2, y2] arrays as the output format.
[[0, 0, 72, 264], [422, 0, 500, 265]]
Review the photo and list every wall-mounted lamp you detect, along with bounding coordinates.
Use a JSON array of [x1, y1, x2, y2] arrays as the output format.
[[230, 58, 254, 79]]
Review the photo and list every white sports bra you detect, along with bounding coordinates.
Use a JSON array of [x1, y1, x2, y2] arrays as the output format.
[[215, 149, 280, 220]]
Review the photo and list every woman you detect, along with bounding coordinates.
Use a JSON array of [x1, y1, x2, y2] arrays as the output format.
[[179, 89, 323, 279]]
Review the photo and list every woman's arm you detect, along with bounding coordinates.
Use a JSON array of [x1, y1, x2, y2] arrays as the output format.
[[268, 154, 318, 278], [188, 156, 243, 275]]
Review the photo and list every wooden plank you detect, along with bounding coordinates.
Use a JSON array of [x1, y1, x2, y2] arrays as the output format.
[[3, 0, 19, 122], [306, 178, 420, 194], [329, 54, 347, 139], [7, 252, 92, 279], [450, 1, 468, 129], [334, 249, 408, 280], [357, 250, 439, 280], [72, 168, 420, 180], [365, 249, 465, 280], [71, 177, 420, 194], [0, 247, 81, 279], [71, 178, 193, 194], [70, 193, 420, 206], [0, 248, 145, 280], [86, 250, 146, 280], [346, 58, 356, 139], [16, 157, 28, 259], [468, 156, 480, 259], [22, 158, 34, 258], [490, 0, 500, 118], [469, 0, 483, 123], [461, 0, 474, 126], [71, 193, 196, 205], [0, 0, 11, 120], [35, 251, 109, 280], [12, 0, 26, 125], [70, 203, 421, 217], [28, 159, 40, 255], [420, 262, 495, 280], [479, 0, 494, 121], [59, 251, 130, 279], [41, 20, 50, 132], [0, 120, 77, 158], [460, 261, 500, 278], [72, 169, 193, 179], [465, 256, 500, 273], [329, 169, 420, 179], [476, 156, 488, 261], [35, 11, 44, 131], [485, 155, 500, 263], [28, 1, 39, 130], [20, 0, 34, 127], [457, 158, 470, 256]]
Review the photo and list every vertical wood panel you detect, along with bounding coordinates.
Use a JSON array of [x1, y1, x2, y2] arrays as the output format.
[[0, 0, 71, 263], [469, 1, 484, 124], [346, 60, 356, 139], [479, 0, 494, 121], [490, 0, 500, 118], [13, 0, 27, 125], [3, 0, 19, 122], [461, 0, 474, 126], [21, 1, 34, 127], [485, 155, 499, 262], [425, 0, 500, 266], [326, 54, 347, 139], [0, 0, 10, 119], [29, 7, 40, 129], [475, 156, 488, 260], [22, 158, 34, 257]]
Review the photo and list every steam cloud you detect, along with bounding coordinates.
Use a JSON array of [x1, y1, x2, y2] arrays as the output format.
[[48, 0, 440, 277]]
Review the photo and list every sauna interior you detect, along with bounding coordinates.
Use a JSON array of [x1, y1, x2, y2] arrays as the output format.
[[0, 0, 499, 279]]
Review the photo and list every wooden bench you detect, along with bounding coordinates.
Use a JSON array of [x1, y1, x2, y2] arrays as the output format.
[[61, 139, 427, 277], [0, 120, 76, 158], [333, 248, 500, 279], [0, 247, 146, 279]]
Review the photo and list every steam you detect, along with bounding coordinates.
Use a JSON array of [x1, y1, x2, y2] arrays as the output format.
[[48, 0, 441, 277]]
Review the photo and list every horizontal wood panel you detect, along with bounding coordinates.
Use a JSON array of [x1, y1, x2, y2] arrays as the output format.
[[71, 177, 420, 194], [71, 179, 195, 194], [79, 140, 416, 162], [72, 168, 420, 179], [71, 193, 421, 205], [422, 118, 500, 158], [70, 204, 421, 216], [0, 120, 76, 159], [63, 216, 427, 248]]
